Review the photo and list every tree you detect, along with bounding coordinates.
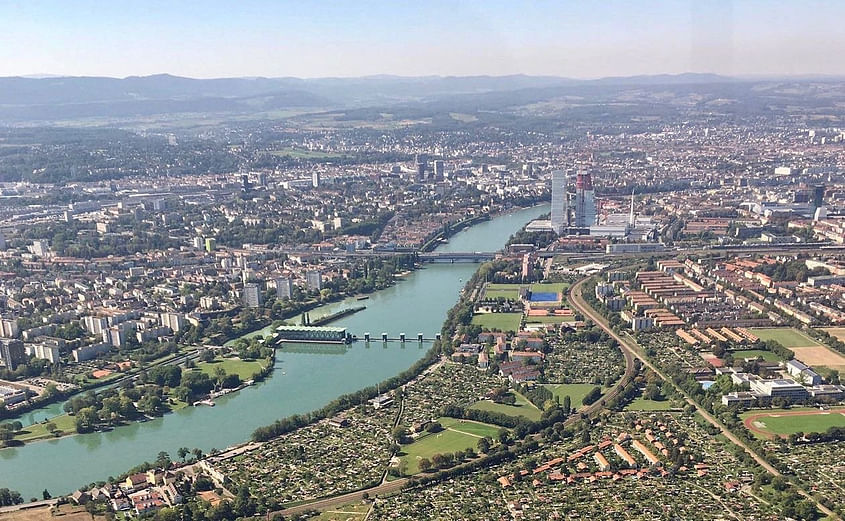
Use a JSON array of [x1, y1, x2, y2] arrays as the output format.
[[582, 386, 602, 405], [418, 458, 432, 472], [497, 429, 511, 445], [75, 407, 98, 433], [177, 447, 190, 461], [42, 489, 51, 500], [431, 453, 447, 468], [155, 451, 171, 469], [391, 426, 409, 444], [477, 437, 491, 453]]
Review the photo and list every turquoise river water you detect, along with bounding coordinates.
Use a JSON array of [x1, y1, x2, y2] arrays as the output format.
[[0, 204, 548, 499]]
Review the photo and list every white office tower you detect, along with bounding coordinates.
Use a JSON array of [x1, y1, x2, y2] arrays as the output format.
[[550, 170, 568, 234], [311, 171, 321, 188], [574, 171, 596, 228]]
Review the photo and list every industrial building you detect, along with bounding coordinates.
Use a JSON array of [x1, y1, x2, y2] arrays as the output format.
[[275, 325, 348, 343]]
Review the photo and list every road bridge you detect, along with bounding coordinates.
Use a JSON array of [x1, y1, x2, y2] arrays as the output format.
[[418, 251, 496, 263]]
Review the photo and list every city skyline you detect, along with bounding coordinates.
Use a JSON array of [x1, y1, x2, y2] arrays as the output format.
[[2, 0, 845, 79]]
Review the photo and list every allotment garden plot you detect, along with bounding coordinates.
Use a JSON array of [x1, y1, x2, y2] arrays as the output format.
[[213, 405, 395, 504]]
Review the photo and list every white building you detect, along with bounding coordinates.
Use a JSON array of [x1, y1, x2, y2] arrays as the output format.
[[273, 277, 294, 299], [306, 270, 322, 291], [550, 169, 568, 234]]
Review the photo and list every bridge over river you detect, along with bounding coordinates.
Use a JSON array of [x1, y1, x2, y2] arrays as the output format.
[[0, 205, 548, 500]]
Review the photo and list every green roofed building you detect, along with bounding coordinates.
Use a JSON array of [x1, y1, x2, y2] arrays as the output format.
[[275, 325, 348, 343]]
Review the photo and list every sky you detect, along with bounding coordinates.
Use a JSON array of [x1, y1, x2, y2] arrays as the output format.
[[1, 0, 843, 79]]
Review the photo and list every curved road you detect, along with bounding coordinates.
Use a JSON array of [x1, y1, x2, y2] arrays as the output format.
[[567, 277, 837, 519]]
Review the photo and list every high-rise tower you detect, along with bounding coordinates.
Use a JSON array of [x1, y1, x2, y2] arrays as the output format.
[[550, 170, 568, 234], [574, 171, 596, 228]]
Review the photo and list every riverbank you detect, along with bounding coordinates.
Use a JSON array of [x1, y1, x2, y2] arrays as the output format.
[[0, 204, 549, 500]]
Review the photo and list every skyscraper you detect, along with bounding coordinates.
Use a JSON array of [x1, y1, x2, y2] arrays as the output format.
[[414, 154, 427, 182], [812, 184, 825, 209], [574, 171, 596, 228], [433, 160, 445, 180], [311, 171, 321, 188], [550, 170, 568, 234]]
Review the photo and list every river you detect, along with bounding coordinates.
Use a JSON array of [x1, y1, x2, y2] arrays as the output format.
[[0, 204, 548, 500]]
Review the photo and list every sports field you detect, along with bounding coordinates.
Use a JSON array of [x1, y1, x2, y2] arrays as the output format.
[[750, 328, 845, 370], [742, 407, 845, 439], [790, 346, 845, 371], [822, 327, 845, 343], [750, 328, 820, 348], [731, 349, 783, 362], [530, 282, 569, 294], [471, 312, 522, 332], [484, 283, 522, 300], [470, 392, 542, 421], [399, 417, 501, 474]]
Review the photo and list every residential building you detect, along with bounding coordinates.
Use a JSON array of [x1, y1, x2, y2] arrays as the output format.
[[0, 339, 26, 370], [306, 270, 322, 291], [242, 282, 263, 308]]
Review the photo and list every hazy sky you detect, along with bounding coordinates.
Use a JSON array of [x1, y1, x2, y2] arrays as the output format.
[[1, 0, 843, 79]]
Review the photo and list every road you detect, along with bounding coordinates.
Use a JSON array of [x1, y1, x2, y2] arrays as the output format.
[[567, 277, 838, 520], [278, 478, 409, 517]]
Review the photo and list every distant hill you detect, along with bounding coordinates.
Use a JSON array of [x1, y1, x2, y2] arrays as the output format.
[[0, 72, 773, 122]]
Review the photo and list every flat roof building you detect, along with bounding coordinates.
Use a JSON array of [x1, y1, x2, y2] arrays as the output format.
[[275, 325, 347, 343]]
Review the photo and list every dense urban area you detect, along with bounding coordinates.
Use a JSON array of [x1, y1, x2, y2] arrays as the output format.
[[1, 74, 845, 521]]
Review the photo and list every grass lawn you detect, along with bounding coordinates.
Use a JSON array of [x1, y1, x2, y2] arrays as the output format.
[[486, 283, 523, 290], [471, 312, 522, 332], [399, 418, 501, 474], [751, 328, 820, 348], [470, 392, 542, 421], [313, 503, 370, 521], [14, 413, 77, 442], [196, 357, 265, 380], [438, 417, 502, 438], [625, 396, 675, 411], [484, 289, 521, 300], [545, 383, 599, 407], [530, 282, 569, 294], [742, 407, 845, 437], [525, 315, 576, 324], [731, 349, 784, 362], [484, 283, 522, 301]]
